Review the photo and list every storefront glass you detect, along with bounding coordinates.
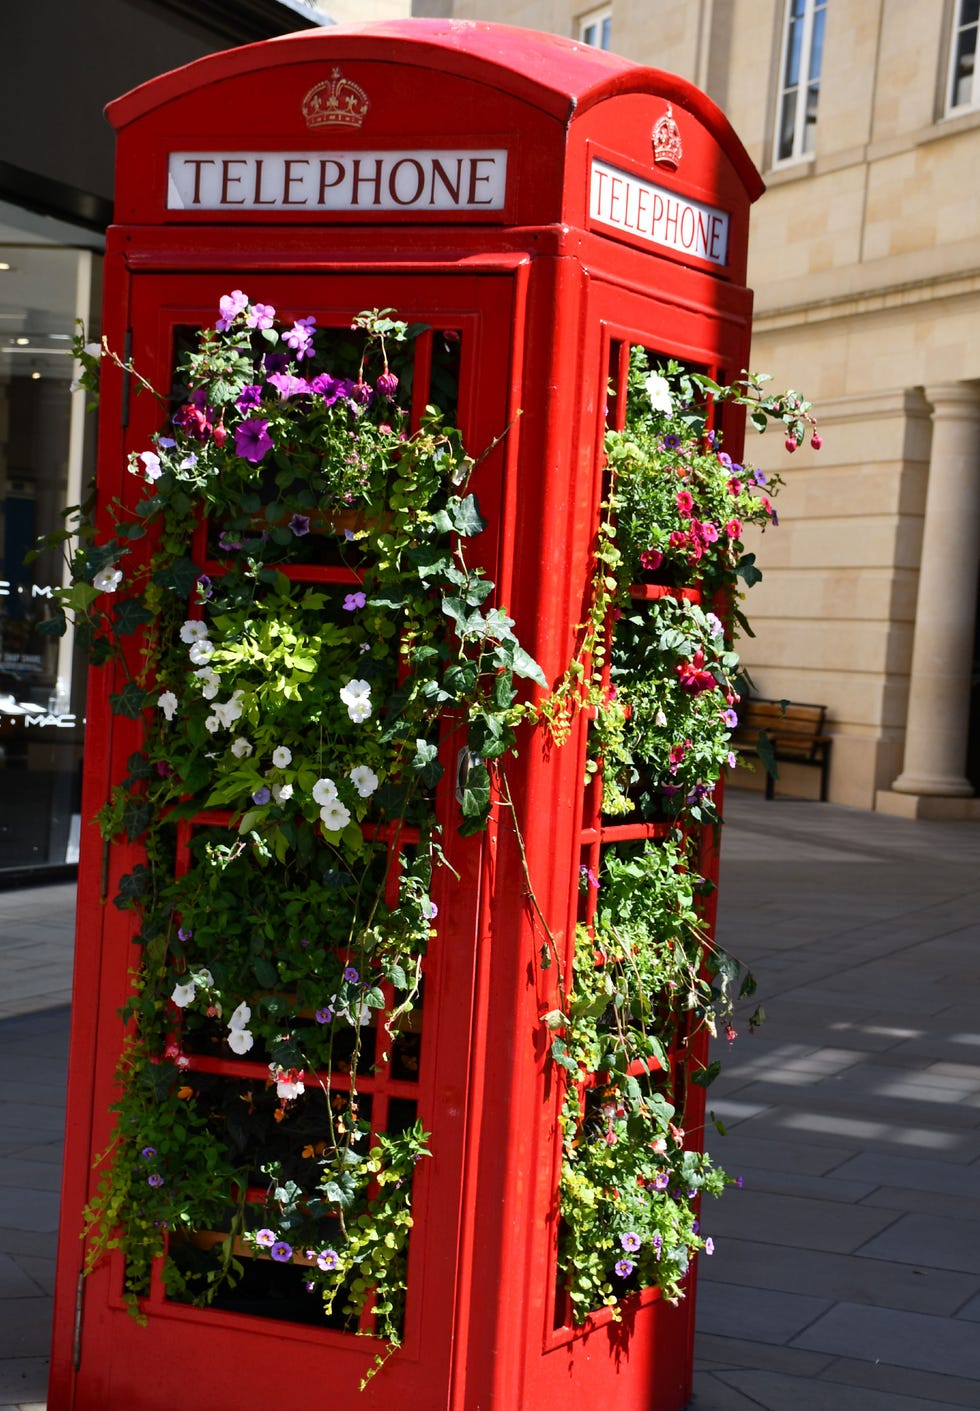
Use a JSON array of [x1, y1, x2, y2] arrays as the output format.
[[0, 204, 101, 875]]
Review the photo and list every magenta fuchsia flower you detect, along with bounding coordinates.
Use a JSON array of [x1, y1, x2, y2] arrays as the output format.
[[234, 418, 273, 464], [376, 370, 398, 398]]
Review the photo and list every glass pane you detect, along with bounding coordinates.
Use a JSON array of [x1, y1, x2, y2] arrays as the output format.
[[951, 25, 978, 107], [809, 4, 827, 81], [778, 89, 799, 160], [961, 0, 980, 29], [601, 16, 612, 49], [804, 82, 820, 153], [784, 7, 804, 87]]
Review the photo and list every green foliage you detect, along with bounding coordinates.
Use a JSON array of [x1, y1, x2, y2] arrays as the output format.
[[62, 296, 542, 1346]]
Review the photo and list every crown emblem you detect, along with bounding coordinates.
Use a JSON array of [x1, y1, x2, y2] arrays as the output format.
[[302, 68, 370, 129], [652, 105, 683, 169]]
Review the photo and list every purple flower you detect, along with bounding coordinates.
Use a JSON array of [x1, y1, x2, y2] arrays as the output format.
[[255, 1228, 276, 1248], [614, 1259, 635, 1278], [236, 384, 264, 412], [653, 1171, 669, 1191], [343, 966, 359, 984], [283, 315, 317, 360], [270, 1241, 293, 1263], [267, 371, 310, 401], [752, 468, 767, 486], [736, 1175, 744, 1188], [662, 433, 682, 450], [704, 1238, 715, 1256], [718, 452, 732, 468], [350, 380, 374, 406], [316, 1248, 340, 1272], [289, 514, 311, 537], [264, 351, 289, 375], [147, 1173, 164, 1188], [342, 591, 366, 611], [252, 786, 272, 806], [234, 418, 273, 464], [141, 1147, 157, 1160], [376, 370, 398, 398], [722, 709, 738, 728], [315, 1007, 333, 1025], [177, 927, 192, 942], [216, 289, 248, 331], [196, 575, 213, 600], [158, 436, 176, 449], [620, 1231, 641, 1253], [246, 302, 275, 330]]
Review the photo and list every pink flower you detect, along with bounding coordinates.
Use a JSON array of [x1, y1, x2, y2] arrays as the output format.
[[676, 489, 694, 514], [246, 302, 276, 330]]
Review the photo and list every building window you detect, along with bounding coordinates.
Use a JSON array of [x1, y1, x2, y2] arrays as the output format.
[[578, 6, 612, 50], [775, 0, 827, 162], [948, 0, 979, 112]]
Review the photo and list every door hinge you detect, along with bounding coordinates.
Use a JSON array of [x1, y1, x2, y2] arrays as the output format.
[[73, 1269, 85, 1371], [121, 328, 133, 428]]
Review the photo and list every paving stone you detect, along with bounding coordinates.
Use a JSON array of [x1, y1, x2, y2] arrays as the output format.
[[855, 1212, 980, 1275], [706, 1187, 901, 1253], [0, 1359, 49, 1403], [701, 1236, 980, 1317], [704, 1132, 859, 1177], [820, 1355, 980, 1408], [0, 1256, 42, 1302], [696, 1280, 833, 1345], [832, 1151, 980, 1200], [721, 1369, 970, 1410], [708, 1164, 878, 1205], [793, 1303, 980, 1379], [0, 1189, 61, 1236]]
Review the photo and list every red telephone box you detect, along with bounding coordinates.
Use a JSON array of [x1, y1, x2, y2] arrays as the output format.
[[50, 20, 763, 1411]]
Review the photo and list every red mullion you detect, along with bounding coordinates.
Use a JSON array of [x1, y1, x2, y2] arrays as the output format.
[[409, 326, 434, 431]]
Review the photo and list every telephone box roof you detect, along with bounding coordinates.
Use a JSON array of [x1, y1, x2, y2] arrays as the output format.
[[106, 17, 763, 201]]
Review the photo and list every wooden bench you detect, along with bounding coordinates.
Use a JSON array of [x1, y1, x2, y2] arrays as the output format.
[[732, 698, 833, 801]]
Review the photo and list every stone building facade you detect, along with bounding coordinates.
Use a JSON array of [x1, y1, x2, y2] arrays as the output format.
[[414, 0, 980, 816]]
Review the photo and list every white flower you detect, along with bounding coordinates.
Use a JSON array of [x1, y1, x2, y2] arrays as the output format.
[[273, 782, 293, 804], [193, 968, 214, 989], [189, 639, 214, 665], [275, 1072, 305, 1101], [171, 981, 195, 1008], [227, 1027, 254, 1055], [212, 692, 244, 728], [194, 666, 220, 699], [655, 709, 668, 728], [204, 715, 220, 733], [705, 612, 724, 638], [348, 765, 379, 798], [158, 691, 178, 721], [93, 565, 123, 593], [319, 799, 352, 832], [228, 1001, 251, 1031], [644, 371, 673, 415], [340, 679, 372, 723], [272, 746, 292, 769], [231, 737, 253, 759], [140, 450, 162, 482], [180, 619, 209, 644], [312, 777, 338, 806]]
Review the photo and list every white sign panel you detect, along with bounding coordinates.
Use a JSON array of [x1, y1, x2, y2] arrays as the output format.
[[589, 158, 729, 266], [167, 150, 508, 213]]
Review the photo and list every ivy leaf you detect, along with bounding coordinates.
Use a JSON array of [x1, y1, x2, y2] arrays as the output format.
[[112, 597, 153, 637], [511, 645, 547, 686], [114, 865, 151, 910], [153, 555, 202, 598], [458, 761, 490, 821], [755, 729, 779, 781], [691, 1060, 722, 1089], [109, 682, 151, 718], [736, 552, 763, 587], [36, 612, 67, 638], [450, 494, 486, 537], [550, 1038, 579, 1073], [122, 797, 153, 843], [411, 738, 442, 787]]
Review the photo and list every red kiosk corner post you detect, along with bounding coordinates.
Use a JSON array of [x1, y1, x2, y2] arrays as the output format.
[[49, 20, 764, 1411]]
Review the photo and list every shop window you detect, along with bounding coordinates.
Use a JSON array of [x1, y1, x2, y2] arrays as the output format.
[[578, 5, 612, 50], [0, 225, 99, 872], [774, 0, 827, 162], [947, 0, 979, 112]]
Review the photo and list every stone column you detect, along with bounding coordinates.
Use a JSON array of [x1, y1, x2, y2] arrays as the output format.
[[891, 382, 980, 797]]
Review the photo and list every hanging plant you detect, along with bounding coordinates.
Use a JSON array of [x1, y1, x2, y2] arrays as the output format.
[[49, 298, 545, 1343]]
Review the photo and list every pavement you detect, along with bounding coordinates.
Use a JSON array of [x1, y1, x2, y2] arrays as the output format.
[[0, 790, 978, 1411]]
